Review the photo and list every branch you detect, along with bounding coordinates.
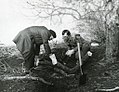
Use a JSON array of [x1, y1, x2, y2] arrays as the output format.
[[55, 6, 81, 18], [2, 75, 53, 85], [26, 0, 81, 20], [49, 12, 79, 20], [95, 87, 119, 92], [104, 1, 115, 25]]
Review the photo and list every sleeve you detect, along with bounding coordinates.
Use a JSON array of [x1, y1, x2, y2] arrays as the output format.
[[44, 43, 51, 55], [41, 30, 51, 55], [73, 39, 82, 52], [73, 47, 78, 52], [34, 44, 40, 55], [67, 44, 71, 50], [73, 44, 83, 52]]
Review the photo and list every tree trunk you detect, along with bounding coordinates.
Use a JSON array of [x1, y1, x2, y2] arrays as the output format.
[[106, 24, 119, 63]]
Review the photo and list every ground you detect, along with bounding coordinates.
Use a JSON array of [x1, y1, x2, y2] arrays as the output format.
[[0, 44, 119, 92]]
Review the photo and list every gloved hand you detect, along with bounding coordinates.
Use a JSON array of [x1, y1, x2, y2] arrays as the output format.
[[49, 54, 58, 65], [87, 51, 92, 56], [34, 55, 40, 66], [65, 49, 74, 57]]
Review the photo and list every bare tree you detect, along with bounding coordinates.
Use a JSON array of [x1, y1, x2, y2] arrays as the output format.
[[25, 0, 106, 36], [104, 0, 119, 62], [25, 0, 119, 62]]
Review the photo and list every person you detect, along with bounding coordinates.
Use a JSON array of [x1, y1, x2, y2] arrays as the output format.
[[62, 29, 92, 66], [13, 26, 56, 75]]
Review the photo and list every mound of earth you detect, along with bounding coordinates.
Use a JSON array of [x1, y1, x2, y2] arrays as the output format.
[[1, 44, 119, 92]]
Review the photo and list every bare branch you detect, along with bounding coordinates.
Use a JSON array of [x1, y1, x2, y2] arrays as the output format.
[[26, 0, 81, 20], [2, 75, 53, 85]]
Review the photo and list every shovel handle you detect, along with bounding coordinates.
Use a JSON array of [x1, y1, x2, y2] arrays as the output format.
[[77, 42, 82, 66], [77, 42, 83, 75]]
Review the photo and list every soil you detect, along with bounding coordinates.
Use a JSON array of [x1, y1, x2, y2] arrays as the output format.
[[0, 44, 119, 92]]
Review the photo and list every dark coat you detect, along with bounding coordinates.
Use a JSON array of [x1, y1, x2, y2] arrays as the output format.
[[13, 26, 51, 59], [64, 35, 90, 56]]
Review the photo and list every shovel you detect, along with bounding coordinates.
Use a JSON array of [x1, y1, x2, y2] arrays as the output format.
[[77, 42, 87, 85]]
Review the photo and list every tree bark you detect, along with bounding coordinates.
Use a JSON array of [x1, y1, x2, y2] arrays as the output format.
[[106, 23, 119, 63]]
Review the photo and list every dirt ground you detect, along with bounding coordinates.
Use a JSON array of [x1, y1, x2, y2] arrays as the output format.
[[0, 44, 119, 92]]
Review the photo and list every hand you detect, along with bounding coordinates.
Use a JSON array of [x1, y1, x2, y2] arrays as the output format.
[[87, 51, 92, 56], [34, 55, 39, 66], [65, 50, 74, 57], [49, 54, 58, 65]]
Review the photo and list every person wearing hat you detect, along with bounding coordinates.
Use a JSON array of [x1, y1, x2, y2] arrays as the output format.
[[62, 30, 92, 66], [13, 26, 56, 75]]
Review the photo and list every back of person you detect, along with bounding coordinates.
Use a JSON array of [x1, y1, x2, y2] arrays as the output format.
[[13, 26, 57, 75], [24, 26, 51, 45], [27, 26, 49, 35]]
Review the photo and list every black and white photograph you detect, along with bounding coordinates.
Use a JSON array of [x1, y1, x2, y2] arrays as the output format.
[[0, 0, 119, 92]]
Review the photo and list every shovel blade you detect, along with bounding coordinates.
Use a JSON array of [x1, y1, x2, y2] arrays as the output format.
[[79, 74, 87, 85]]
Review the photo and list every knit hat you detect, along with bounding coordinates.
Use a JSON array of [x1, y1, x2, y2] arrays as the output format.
[[49, 29, 56, 38]]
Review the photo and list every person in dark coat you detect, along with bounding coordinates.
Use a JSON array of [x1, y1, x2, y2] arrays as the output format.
[[62, 30, 92, 65], [13, 26, 56, 74]]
